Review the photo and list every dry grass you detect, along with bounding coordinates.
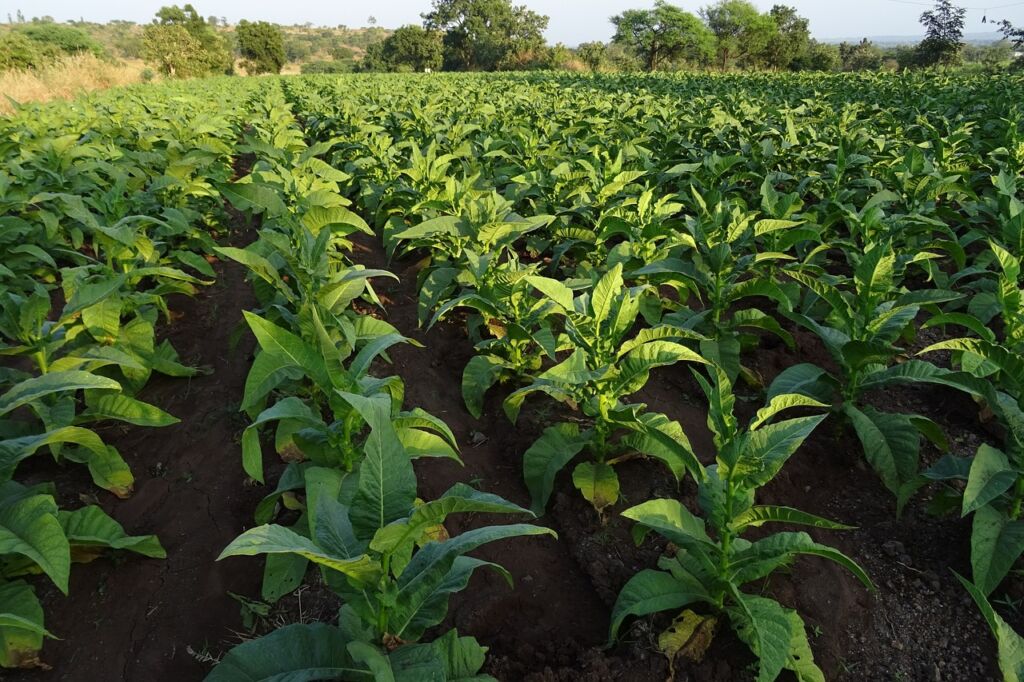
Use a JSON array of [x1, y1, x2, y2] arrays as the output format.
[[0, 54, 151, 115]]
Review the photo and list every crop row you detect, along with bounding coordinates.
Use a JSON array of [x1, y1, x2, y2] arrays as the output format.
[[0, 79, 262, 667], [203, 82, 556, 680]]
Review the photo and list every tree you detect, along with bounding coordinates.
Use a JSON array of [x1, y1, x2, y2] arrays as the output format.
[[236, 20, 286, 74], [701, 0, 777, 70], [362, 25, 443, 72], [762, 4, 810, 70], [1000, 20, 1024, 66], [605, 41, 643, 71], [915, 0, 966, 66], [329, 45, 355, 60], [790, 39, 840, 71], [422, 0, 549, 71], [142, 24, 209, 77], [146, 4, 232, 75], [610, 1, 714, 71], [839, 38, 884, 71], [576, 41, 607, 71]]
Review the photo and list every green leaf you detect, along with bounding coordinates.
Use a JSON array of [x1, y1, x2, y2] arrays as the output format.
[[727, 592, 792, 682], [749, 394, 827, 431], [971, 505, 1024, 596], [843, 405, 919, 496], [766, 364, 834, 403], [214, 247, 292, 303], [84, 392, 178, 427], [0, 580, 51, 670], [0, 492, 70, 594], [622, 498, 712, 546], [963, 444, 1018, 516], [461, 355, 508, 419], [303, 206, 373, 236], [59, 506, 165, 559], [571, 461, 619, 513], [783, 610, 824, 682], [349, 333, 410, 380], [392, 215, 460, 240], [735, 415, 826, 488], [956, 573, 1024, 682], [81, 295, 122, 344], [220, 182, 288, 218], [262, 552, 309, 604], [218, 524, 380, 583], [525, 275, 575, 311], [390, 524, 556, 638], [622, 411, 702, 482], [615, 341, 708, 395], [921, 339, 1024, 393], [730, 506, 854, 532], [591, 263, 624, 324], [396, 556, 510, 644], [609, 569, 703, 641], [430, 629, 490, 680], [62, 445, 134, 497], [786, 271, 852, 327], [854, 243, 896, 306], [205, 623, 366, 681], [0, 427, 108, 481], [732, 531, 873, 590], [522, 423, 590, 514], [241, 351, 303, 412], [0, 372, 121, 417], [372, 483, 532, 555], [345, 399, 417, 541], [244, 312, 329, 390]]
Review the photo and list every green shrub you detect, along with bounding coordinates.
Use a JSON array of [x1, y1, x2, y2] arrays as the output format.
[[300, 59, 352, 74], [0, 33, 52, 70], [14, 23, 106, 59]]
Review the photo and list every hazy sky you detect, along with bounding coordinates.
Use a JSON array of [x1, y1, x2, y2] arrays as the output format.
[[7, 0, 1024, 45]]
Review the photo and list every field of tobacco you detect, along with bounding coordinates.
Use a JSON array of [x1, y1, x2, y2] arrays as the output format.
[[2, 70, 1024, 681]]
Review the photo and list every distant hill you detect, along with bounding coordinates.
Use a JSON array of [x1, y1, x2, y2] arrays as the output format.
[[822, 31, 1005, 47]]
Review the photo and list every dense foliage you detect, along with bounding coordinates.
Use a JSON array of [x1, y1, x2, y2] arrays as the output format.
[[236, 20, 286, 75], [5, 64, 1024, 680]]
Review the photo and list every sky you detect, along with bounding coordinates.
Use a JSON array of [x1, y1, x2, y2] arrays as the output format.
[[6, 0, 1024, 45]]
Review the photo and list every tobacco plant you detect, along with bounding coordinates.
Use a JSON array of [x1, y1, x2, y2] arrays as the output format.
[[210, 397, 553, 680], [777, 241, 976, 503], [610, 368, 872, 681], [388, 191, 553, 323], [504, 264, 707, 514], [238, 311, 459, 484], [633, 196, 801, 383], [428, 260, 561, 418]]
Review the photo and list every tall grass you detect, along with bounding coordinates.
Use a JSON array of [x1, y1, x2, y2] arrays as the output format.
[[0, 55, 151, 115]]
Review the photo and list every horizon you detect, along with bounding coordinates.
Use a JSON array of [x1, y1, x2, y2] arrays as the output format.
[[5, 0, 1023, 46]]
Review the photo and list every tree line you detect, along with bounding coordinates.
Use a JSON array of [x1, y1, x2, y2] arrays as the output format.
[[2, 0, 1022, 77], [356, 0, 1024, 74]]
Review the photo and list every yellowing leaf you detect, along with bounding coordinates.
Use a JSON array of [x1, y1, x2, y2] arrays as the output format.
[[658, 609, 718, 666]]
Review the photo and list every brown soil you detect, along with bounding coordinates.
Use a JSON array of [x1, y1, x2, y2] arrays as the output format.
[[8, 233, 1007, 681]]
